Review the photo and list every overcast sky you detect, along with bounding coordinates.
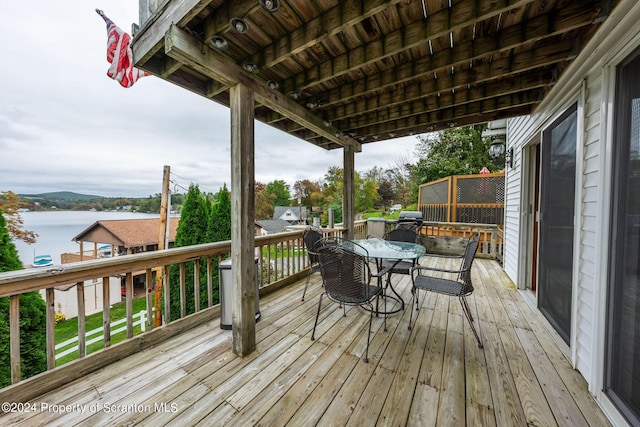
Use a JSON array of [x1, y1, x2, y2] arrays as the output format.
[[0, 2, 421, 198]]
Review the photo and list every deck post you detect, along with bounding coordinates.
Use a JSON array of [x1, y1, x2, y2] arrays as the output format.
[[230, 83, 256, 356], [343, 145, 355, 240]]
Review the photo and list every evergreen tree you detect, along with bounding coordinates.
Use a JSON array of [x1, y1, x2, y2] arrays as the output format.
[[0, 210, 46, 387], [168, 185, 211, 321], [209, 184, 231, 243], [207, 184, 232, 303], [265, 180, 291, 207]]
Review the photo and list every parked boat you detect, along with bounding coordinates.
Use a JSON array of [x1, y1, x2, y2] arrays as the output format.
[[98, 245, 112, 258], [33, 254, 54, 267]]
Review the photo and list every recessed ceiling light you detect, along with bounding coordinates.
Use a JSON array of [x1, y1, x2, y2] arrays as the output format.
[[259, 0, 280, 13], [209, 35, 228, 50], [243, 62, 258, 73], [230, 18, 248, 34]]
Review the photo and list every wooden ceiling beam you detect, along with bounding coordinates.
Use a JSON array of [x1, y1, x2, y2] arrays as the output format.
[[330, 70, 550, 125], [346, 90, 540, 140], [132, 0, 212, 66], [305, 105, 534, 146], [307, 38, 574, 112], [274, 44, 567, 128], [274, 41, 570, 130], [281, 2, 597, 94], [281, 70, 548, 132], [163, 24, 361, 151], [333, 81, 549, 133], [248, 0, 407, 70], [278, 0, 532, 93], [160, 57, 183, 78]]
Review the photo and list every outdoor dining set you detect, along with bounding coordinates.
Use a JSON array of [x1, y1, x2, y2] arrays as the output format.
[[302, 223, 483, 363]]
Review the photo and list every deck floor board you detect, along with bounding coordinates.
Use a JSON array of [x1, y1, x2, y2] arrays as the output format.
[[0, 259, 611, 426]]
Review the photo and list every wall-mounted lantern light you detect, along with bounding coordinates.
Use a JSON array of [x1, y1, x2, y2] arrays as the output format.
[[489, 138, 513, 168], [505, 147, 514, 168]]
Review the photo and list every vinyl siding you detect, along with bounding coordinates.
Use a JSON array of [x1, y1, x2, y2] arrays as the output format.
[[503, 2, 640, 424]]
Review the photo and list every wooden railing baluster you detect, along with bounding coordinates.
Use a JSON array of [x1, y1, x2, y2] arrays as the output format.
[[77, 282, 86, 357]]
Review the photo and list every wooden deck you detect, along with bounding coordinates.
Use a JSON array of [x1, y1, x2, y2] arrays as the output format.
[[0, 259, 610, 426]]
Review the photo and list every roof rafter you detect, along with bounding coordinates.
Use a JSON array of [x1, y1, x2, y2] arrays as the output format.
[[164, 24, 361, 151], [281, 1, 597, 94]]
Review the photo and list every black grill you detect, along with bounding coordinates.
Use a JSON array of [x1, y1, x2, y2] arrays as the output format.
[[396, 211, 424, 231]]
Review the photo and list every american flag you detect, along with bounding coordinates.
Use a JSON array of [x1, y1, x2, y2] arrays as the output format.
[[96, 9, 150, 88]]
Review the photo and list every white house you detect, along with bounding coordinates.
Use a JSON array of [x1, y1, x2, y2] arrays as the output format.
[[503, 2, 640, 424], [40, 277, 122, 319]]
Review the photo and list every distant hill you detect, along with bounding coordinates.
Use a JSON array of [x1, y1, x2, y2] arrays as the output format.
[[20, 191, 103, 201]]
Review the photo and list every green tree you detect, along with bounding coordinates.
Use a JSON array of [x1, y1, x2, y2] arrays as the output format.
[[322, 166, 344, 207], [207, 184, 232, 307], [354, 174, 378, 213], [209, 184, 231, 243], [292, 179, 321, 208], [255, 182, 275, 220], [265, 180, 291, 207], [376, 180, 396, 210], [168, 185, 211, 321], [0, 191, 37, 243], [413, 124, 493, 185], [0, 210, 46, 387]]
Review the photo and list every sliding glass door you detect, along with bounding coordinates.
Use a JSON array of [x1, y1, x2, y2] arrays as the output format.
[[538, 104, 577, 345], [607, 47, 640, 426]]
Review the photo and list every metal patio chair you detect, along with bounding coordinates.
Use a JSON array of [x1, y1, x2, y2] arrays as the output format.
[[301, 227, 323, 301], [409, 232, 483, 348], [380, 227, 422, 280], [311, 243, 385, 362]]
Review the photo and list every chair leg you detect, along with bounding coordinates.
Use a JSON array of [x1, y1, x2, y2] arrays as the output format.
[[381, 293, 387, 332], [408, 288, 416, 330], [311, 293, 324, 341], [301, 269, 312, 301], [460, 295, 474, 323], [459, 295, 482, 348], [364, 303, 374, 363]]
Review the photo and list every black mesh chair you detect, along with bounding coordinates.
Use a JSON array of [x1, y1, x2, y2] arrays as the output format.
[[311, 243, 385, 362], [380, 227, 421, 282], [409, 232, 483, 348], [301, 227, 323, 302]]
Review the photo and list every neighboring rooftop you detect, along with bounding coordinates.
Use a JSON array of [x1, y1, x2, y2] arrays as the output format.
[[72, 217, 180, 249]]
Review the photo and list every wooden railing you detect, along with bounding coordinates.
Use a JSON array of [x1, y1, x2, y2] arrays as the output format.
[[419, 221, 503, 259], [0, 226, 350, 389]]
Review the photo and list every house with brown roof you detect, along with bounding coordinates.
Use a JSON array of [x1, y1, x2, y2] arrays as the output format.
[[70, 217, 180, 259], [49, 217, 180, 319]]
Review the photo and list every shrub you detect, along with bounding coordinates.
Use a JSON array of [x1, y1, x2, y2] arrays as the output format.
[[54, 313, 66, 325]]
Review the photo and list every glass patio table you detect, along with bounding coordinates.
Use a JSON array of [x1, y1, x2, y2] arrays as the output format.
[[342, 238, 426, 314]]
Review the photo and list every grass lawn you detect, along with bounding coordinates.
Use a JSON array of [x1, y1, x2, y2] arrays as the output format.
[[362, 204, 417, 220], [55, 296, 149, 366]]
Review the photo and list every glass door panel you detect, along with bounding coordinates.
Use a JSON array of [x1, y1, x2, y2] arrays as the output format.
[[538, 104, 577, 344], [607, 48, 640, 426]]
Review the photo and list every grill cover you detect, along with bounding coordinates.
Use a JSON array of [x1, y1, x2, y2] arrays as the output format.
[[397, 211, 424, 223]]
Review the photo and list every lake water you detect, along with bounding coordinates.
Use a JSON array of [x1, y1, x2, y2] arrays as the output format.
[[12, 211, 160, 266]]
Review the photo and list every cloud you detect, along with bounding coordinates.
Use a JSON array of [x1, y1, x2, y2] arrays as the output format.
[[0, 2, 420, 198]]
